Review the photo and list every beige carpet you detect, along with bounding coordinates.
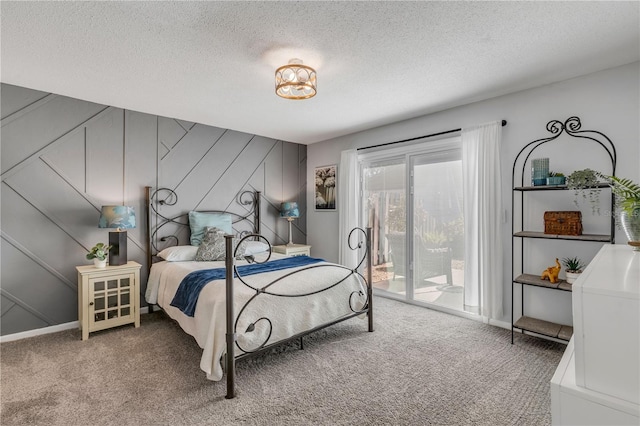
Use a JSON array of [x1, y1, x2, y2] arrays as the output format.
[[1, 297, 565, 425]]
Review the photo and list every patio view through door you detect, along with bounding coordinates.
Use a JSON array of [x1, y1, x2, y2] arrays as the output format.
[[362, 144, 467, 313]]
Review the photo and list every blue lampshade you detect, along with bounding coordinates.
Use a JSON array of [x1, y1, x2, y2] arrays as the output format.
[[280, 202, 299, 219], [99, 206, 136, 230]]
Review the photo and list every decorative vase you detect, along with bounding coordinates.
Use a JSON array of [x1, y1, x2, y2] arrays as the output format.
[[531, 158, 549, 186], [620, 210, 640, 251], [565, 271, 581, 284], [94, 258, 107, 268]]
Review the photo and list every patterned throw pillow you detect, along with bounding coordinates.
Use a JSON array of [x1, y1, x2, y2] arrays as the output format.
[[194, 227, 250, 261]]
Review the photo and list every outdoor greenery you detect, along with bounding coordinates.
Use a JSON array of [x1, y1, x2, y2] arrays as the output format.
[[423, 231, 449, 247], [386, 196, 406, 233], [379, 196, 464, 257]]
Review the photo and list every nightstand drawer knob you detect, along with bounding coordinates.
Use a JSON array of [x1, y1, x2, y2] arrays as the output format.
[[89, 302, 94, 306]]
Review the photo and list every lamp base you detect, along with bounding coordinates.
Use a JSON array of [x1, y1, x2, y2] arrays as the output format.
[[109, 231, 128, 266], [287, 218, 295, 246]]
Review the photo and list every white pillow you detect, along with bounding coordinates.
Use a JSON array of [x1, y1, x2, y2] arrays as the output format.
[[244, 240, 270, 255], [157, 245, 199, 261], [157, 241, 268, 261]]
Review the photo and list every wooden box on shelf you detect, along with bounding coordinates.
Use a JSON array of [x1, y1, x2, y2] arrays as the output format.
[[544, 211, 582, 236]]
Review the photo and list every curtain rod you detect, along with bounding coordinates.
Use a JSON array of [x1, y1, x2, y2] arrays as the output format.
[[357, 119, 507, 151]]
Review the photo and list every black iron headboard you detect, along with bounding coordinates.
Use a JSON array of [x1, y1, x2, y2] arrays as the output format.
[[144, 186, 261, 269]]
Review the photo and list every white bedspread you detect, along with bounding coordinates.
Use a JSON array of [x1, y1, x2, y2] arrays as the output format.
[[145, 255, 367, 381]]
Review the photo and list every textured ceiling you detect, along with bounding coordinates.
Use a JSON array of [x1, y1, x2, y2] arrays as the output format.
[[1, 1, 639, 144]]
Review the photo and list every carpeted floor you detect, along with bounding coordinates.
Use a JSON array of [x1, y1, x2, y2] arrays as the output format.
[[1, 297, 565, 425]]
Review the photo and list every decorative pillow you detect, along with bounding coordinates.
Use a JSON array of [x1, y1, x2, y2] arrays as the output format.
[[157, 245, 199, 261], [194, 227, 250, 261], [189, 211, 233, 246]]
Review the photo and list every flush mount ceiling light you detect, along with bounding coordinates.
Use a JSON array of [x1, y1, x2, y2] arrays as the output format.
[[275, 58, 317, 100]]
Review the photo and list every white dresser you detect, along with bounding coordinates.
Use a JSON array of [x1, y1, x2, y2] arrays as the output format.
[[551, 245, 639, 425]]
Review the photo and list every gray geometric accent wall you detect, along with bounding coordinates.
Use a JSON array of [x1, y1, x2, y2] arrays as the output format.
[[0, 83, 307, 336]]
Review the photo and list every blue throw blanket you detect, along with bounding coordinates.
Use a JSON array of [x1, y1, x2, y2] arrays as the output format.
[[170, 256, 325, 317]]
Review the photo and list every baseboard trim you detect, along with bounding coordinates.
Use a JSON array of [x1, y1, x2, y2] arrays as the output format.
[[0, 306, 150, 343], [488, 318, 511, 330], [0, 321, 80, 343]]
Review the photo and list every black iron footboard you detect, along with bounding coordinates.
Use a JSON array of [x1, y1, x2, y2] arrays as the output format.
[[223, 227, 373, 399]]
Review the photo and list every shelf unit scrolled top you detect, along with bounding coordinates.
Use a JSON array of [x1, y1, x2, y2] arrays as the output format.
[[511, 117, 617, 186]]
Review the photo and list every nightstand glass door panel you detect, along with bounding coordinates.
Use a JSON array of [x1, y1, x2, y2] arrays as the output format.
[[89, 273, 135, 330]]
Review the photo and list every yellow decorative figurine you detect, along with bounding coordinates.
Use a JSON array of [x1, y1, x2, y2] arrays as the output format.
[[541, 258, 561, 284]]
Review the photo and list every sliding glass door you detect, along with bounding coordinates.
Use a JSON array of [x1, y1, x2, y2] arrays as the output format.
[[361, 139, 467, 313], [361, 158, 406, 296], [411, 153, 465, 311]]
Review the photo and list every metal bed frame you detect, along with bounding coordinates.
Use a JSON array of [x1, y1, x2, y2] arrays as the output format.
[[144, 186, 373, 399]]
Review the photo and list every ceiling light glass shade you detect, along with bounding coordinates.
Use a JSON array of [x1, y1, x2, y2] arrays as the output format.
[[98, 206, 136, 230], [275, 59, 316, 100], [280, 202, 300, 218]]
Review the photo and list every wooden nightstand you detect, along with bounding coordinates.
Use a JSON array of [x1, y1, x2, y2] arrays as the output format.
[[76, 261, 141, 340], [272, 244, 311, 257]]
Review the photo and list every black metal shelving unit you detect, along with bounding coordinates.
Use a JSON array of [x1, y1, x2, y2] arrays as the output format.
[[511, 117, 616, 344]]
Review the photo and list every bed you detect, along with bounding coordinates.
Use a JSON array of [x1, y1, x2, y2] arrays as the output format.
[[144, 187, 373, 398]]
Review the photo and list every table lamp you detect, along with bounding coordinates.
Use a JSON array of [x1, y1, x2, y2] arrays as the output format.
[[99, 206, 136, 266], [280, 202, 299, 246]]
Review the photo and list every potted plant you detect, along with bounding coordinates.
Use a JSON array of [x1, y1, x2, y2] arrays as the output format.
[[86, 242, 112, 268], [562, 257, 585, 284], [546, 171, 566, 186], [566, 168, 602, 213], [596, 173, 640, 250]]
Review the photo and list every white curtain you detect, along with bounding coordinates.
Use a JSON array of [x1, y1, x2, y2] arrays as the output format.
[[338, 149, 360, 267], [461, 121, 503, 321]]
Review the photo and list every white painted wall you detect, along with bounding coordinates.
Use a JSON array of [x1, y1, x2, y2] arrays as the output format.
[[307, 62, 640, 325]]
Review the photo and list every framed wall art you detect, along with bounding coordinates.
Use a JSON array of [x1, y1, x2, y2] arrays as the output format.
[[314, 165, 337, 211]]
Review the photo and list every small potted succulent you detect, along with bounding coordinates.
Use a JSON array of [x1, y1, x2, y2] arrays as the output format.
[[562, 257, 586, 284], [546, 171, 566, 186], [86, 242, 112, 268]]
